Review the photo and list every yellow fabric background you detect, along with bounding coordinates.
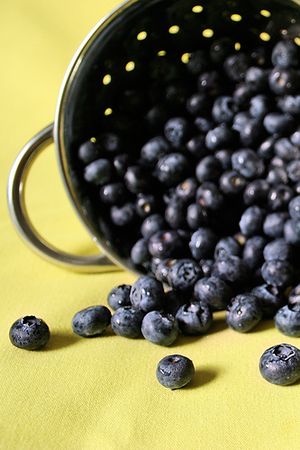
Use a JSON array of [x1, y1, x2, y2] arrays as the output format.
[[1, 1, 300, 448]]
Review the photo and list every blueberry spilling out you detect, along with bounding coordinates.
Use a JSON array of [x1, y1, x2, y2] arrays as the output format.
[[72, 305, 111, 337], [156, 354, 195, 389], [77, 37, 300, 342], [259, 344, 300, 385], [9, 316, 50, 350]]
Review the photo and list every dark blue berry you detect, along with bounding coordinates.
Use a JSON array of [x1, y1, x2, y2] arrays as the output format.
[[252, 284, 285, 318], [198, 71, 222, 96], [168, 259, 202, 291], [243, 179, 269, 206], [72, 306, 111, 337], [239, 206, 265, 237], [100, 183, 126, 205], [156, 354, 195, 389], [186, 135, 208, 159], [289, 196, 300, 220], [219, 171, 247, 195], [130, 276, 164, 312], [84, 159, 112, 185], [165, 200, 186, 229], [196, 182, 224, 211], [269, 68, 300, 95], [194, 117, 214, 133], [78, 140, 100, 163], [212, 96, 236, 123], [164, 118, 190, 147], [107, 284, 131, 310], [141, 214, 165, 238], [224, 53, 250, 82], [268, 185, 293, 211], [226, 294, 262, 332], [275, 305, 300, 337], [287, 160, 300, 182], [284, 219, 300, 245], [263, 212, 288, 238], [9, 316, 50, 350], [232, 149, 264, 179], [243, 236, 266, 270], [148, 230, 182, 259], [289, 284, 300, 312], [155, 153, 189, 186], [196, 156, 222, 183], [131, 238, 150, 266], [140, 136, 170, 167], [261, 260, 293, 287], [278, 95, 300, 115], [189, 228, 217, 260], [205, 124, 235, 150], [176, 302, 213, 335], [274, 138, 300, 161], [272, 40, 299, 69], [113, 153, 130, 177], [110, 203, 136, 227], [259, 343, 300, 385], [124, 166, 151, 194], [263, 239, 291, 262], [135, 194, 157, 218], [213, 255, 247, 284], [141, 311, 178, 346], [245, 67, 269, 91], [175, 178, 197, 203], [111, 306, 144, 338], [186, 203, 208, 230], [215, 149, 233, 171], [194, 276, 232, 310], [249, 95, 271, 119], [214, 237, 241, 259], [186, 94, 211, 116]]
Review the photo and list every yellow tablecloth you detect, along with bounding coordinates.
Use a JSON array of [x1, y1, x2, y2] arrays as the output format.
[[1, 1, 300, 449]]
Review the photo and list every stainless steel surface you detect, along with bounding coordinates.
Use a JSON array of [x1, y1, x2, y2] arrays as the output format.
[[7, 124, 121, 273]]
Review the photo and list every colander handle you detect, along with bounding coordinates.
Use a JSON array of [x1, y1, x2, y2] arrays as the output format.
[[7, 124, 121, 273]]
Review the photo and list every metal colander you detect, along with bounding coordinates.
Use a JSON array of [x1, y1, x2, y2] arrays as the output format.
[[8, 0, 300, 273]]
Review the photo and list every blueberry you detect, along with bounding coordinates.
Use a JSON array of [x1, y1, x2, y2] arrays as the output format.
[[153, 258, 175, 284], [187, 203, 208, 230], [252, 284, 285, 318], [100, 182, 126, 205], [124, 166, 151, 194], [111, 306, 144, 338], [274, 138, 300, 161], [291, 129, 300, 146], [140, 136, 170, 167], [205, 124, 235, 151], [196, 156, 222, 183], [155, 153, 189, 186], [289, 196, 300, 220], [224, 53, 250, 82], [219, 171, 247, 195], [187, 50, 209, 75], [194, 117, 214, 133], [175, 178, 197, 203], [168, 259, 202, 291], [148, 230, 182, 259], [272, 40, 299, 69], [210, 37, 234, 64], [194, 276, 232, 310], [215, 149, 233, 171], [269, 68, 300, 95], [213, 255, 247, 284], [141, 311, 178, 346], [199, 259, 214, 277], [263, 239, 291, 262], [186, 94, 211, 116], [278, 95, 300, 115], [110, 203, 136, 227], [249, 95, 271, 119], [233, 112, 251, 133], [141, 214, 165, 239], [261, 260, 293, 287], [243, 236, 266, 270], [84, 159, 112, 185], [275, 305, 300, 337], [289, 284, 300, 311], [243, 179, 269, 206], [131, 238, 150, 266], [226, 294, 262, 332], [239, 206, 265, 237], [257, 136, 276, 160], [163, 289, 188, 316], [214, 237, 241, 259], [72, 305, 111, 337], [284, 219, 300, 245], [259, 343, 300, 385], [233, 83, 256, 108], [186, 135, 208, 159], [198, 71, 222, 96], [189, 228, 217, 260], [113, 153, 130, 177], [135, 194, 157, 218], [9, 316, 50, 350], [78, 140, 100, 163], [107, 284, 131, 310], [267, 167, 288, 185], [212, 96, 236, 124], [245, 67, 269, 91], [239, 119, 265, 147], [130, 276, 164, 313], [196, 182, 224, 211], [156, 354, 195, 389], [268, 185, 293, 211], [165, 200, 186, 229], [287, 160, 300, 182], [232, 149, 264, 179], [176, 302, 213, 335], [164, 118, 190, 147]]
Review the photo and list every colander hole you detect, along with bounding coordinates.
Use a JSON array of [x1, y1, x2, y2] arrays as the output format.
[[260, 9, 271, 18], [230, 14, 242, 22], [137, 31, 147, 41], [294, 37, 300, 46], [259, 32, 271, 41], [102, 74, 111, 85], [157, 50, 167, 56], [181, 53, 191, 64], [235, 42, 241, 51], [90, 137, 97, 143], [125, 61, 135, 71], [202, 28, 214, 38], [104, 108, 113, 116], [192, 5, 203, 13], [169, 25, 180, 34]]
